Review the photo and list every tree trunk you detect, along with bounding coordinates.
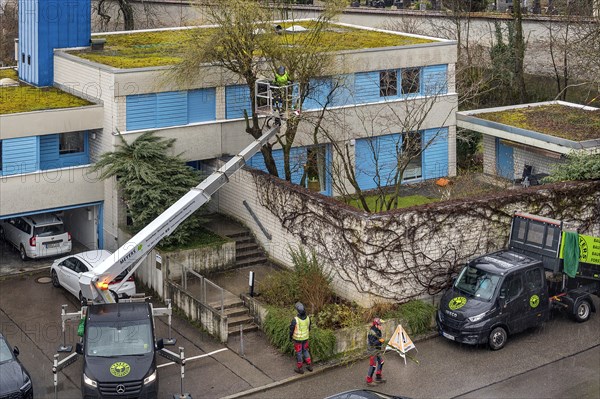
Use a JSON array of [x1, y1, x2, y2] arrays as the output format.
[[512, 0, 527, 102], [118, 0, 135, 31]]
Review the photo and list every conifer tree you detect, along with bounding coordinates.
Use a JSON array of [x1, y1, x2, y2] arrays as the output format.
[[93, 131, 202, 246]]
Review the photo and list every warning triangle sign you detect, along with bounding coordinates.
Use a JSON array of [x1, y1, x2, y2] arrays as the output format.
[[385, 325, 417, 364]]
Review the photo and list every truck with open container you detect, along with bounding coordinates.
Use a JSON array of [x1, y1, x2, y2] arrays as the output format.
[[437, 212, 600, 350]]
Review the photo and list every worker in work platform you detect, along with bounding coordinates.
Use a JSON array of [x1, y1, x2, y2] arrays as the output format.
[[366, 317, 386, 385], [273, 66, 292, 112], [289, 302, 313, 374]]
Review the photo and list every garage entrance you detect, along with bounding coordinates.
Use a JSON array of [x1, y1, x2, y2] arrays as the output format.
[[0, 202, 103, 250]]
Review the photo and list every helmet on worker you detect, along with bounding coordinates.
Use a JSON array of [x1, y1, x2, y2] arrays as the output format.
[[372, 317, 382, 326], [277, 66, 286, 76], [295, 302, 305, 315]]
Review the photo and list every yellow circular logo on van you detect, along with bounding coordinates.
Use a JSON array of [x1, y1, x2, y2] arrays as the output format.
[[449, 297, 467, 310], [530, 295, 540, 308], [110, 362, 131, 378]]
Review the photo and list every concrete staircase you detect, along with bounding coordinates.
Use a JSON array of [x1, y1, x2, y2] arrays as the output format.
[[209, 296, 258, 335], [228, 231, 268, 268]]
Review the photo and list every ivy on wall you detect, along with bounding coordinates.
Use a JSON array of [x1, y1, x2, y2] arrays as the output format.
[[252, 171, 600, 303]]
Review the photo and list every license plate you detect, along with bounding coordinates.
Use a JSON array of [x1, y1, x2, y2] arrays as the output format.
[[46, 243, 60, 248], [442, 332, 455, 341]]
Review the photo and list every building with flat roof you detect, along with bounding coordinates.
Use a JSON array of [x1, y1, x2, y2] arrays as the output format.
[[1, 0, 457, 252]]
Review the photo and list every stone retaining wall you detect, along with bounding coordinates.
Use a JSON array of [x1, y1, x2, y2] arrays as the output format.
[[214, 166, 600, 307]]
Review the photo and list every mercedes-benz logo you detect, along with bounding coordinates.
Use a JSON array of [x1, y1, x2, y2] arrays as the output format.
[[116, 384, 126, 394]]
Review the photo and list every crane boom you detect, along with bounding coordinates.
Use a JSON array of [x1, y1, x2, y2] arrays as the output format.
[[80, 125, 280, 302]]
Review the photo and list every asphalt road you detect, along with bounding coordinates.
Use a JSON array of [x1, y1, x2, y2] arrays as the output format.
[[244, 297, 600, 399]]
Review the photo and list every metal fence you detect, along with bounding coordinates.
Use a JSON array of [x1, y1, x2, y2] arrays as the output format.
[[170, 257, 227, 315]]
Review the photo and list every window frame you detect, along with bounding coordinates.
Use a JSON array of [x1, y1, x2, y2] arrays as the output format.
[[379, 70, 398, 97], [401, 68, 421, 95]]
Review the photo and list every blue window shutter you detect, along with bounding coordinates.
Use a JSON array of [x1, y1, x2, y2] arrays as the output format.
[[40, 134, 60, 170], [288, 147, 307, 185], [126, 94, 157, 130], [156, 91, 188, 127], [1, 136, 39, 176], [225, 85, 251, 119], [355, 134, 402, 190], [331, 74, 355, 107], [188, 88, 216, 123], [354, 72, 380, 104], [422, 127, 448, 180], [303, 78, 332, 110], [422, 65, 448, 96]]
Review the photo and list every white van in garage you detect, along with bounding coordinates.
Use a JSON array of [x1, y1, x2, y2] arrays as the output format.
[[0, 214, 72, 260]]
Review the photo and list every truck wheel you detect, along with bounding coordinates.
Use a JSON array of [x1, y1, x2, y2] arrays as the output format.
[[574, 300, 591, 323], [488, 326, 507, 350]]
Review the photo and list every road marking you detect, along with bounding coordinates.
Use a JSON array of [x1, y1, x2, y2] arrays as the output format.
[[157, 347, 229, 368]]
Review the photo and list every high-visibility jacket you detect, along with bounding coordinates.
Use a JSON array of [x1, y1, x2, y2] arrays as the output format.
[[292, 316, 310, 341], [275, 71, 289, 86]]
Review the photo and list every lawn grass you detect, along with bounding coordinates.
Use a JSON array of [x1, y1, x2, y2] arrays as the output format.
[[73, 22, 435, 69], [0, 68, 92, 115], [347, 194, 438, 211]]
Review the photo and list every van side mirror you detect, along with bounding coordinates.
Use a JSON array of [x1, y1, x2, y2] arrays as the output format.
[[13, 346, 19, 357], [76, 343, 84, 355], [156, 339, 164, 351]]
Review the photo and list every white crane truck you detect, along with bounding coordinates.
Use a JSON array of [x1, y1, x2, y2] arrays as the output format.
[[68, 80, 298, 398]]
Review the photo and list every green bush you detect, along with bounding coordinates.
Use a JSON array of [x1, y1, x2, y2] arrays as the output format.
[[257, 270, 299, 307], [263, 306, 336, 361], [316, 303, 363, 329], [395, 300, 436, 336], [290, 246, 333, 314], [258, 246, 333, 315]]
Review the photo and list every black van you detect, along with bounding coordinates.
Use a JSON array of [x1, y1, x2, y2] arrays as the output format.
[[437, 250, 551, 350], [77, 302, 163, 398]]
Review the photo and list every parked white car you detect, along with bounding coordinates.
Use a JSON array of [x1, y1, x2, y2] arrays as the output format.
[[50, 250, 136, 302], [0, 214, 72, 260]]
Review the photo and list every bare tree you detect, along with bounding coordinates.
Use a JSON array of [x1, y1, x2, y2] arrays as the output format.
[[309, 72, 455, 212], [0, 0, 18, 67], [172, 0, 344, 179]]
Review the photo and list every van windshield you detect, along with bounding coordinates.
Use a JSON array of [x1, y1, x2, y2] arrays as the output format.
[[86, 320, 153, 357], [454, 266, 501, 301], [34, 224, 64, 237]]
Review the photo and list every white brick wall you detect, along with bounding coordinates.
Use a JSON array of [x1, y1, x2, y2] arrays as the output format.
[[215, 166, 600, 306]]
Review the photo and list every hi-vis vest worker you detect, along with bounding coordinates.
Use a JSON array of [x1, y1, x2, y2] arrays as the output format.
[[275, 66, 290, 86], [293, 315, 310, 341]]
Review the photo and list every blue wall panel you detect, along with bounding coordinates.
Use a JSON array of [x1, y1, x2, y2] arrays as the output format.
[[225, 85, 251, 119], [303, 78, 332, 110], [19, 0, 91, 86], [422, 127, 448, 180], [354, 72, 381, 104], [126, 94, 157, 130], [1, 136, 39, 176], [40, 134, 60, 169], [156, 91, 188, 128], [188, 88, 216, 123], [422, 65, 448, 96], [355, 134, 402, 190]]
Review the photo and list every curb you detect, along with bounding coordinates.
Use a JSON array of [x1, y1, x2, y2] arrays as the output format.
[[221, 330, 439, 399], [0, 265, 50, 278]]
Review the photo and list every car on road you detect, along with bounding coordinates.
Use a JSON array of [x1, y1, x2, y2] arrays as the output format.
[[50, 250, 136, 303], [0, 214, 72, 261], [0, 333, 33, 399]]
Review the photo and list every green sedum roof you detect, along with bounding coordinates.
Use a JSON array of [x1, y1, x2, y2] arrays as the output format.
[[72, 23, 436, 69], [0, 68, 92, 115], [477, 104, 600, 142]]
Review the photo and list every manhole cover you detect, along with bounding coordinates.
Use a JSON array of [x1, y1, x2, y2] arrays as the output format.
[[36, 277, 52, 284]]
